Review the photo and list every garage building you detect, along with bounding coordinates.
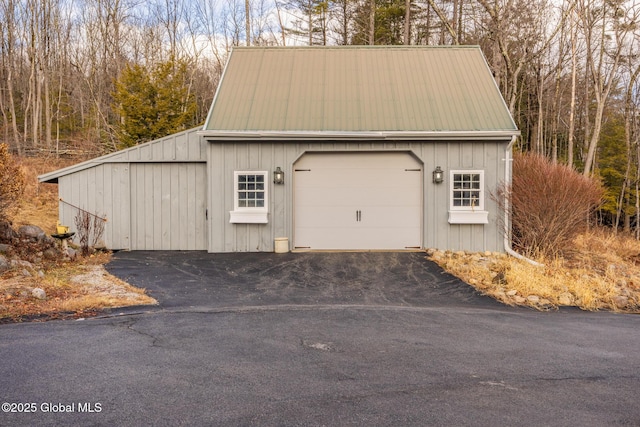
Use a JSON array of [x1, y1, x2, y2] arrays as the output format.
[[39, 46, 519, 253]]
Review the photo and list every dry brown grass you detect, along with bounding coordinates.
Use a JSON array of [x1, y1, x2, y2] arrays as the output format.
[[1, 155, 156, 322], [9, 156, 76, 233], [0, 252, 156, 322], [429, 228, 640, 312]]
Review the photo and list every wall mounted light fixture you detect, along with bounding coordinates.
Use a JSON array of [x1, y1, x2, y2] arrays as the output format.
[[273, 167, 285, 184], [432, 166, 444, 184]]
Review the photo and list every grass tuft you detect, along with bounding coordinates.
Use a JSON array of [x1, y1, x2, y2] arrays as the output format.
[[10, 156, 77, 233]]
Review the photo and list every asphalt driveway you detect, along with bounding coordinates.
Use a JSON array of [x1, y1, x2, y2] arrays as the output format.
[[104, 251, 503, 311], [1, 251, 640, 426]]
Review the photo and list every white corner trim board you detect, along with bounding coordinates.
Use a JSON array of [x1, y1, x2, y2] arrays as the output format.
[[448, 210, 489, 224], [229, 211, 269, 224]]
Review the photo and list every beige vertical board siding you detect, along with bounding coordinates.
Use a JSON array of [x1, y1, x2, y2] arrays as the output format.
[[207, 142, 226, 252], [209, 142, 271, 252], [39, 127, 206, 184], [419, 140, 508, 252], [119, 127, 206, 162], [130, 163, 206, 250], [40, 128, 207, 251], [207, 140, 508, 253], [207, 142, 260, 252], [58, 163, 131, 250]]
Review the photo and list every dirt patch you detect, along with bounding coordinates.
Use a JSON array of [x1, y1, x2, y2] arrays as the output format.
[[71, 265, 153, 301], [0, 258, 157, 323]]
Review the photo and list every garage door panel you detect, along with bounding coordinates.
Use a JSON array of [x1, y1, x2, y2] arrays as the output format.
[[296, 226, 420, 249], [296, 205, 420, 227], [295, 187, 360, 206], [294, 153, 422, 250], [295, 206, 357, 227], [296, 186, 418, 207], [358, 206, 422, 227], [297, 170, 416, 189], [296, 152, 414, 169]]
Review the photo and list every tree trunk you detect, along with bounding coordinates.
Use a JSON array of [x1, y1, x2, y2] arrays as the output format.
[[535, 65, 544, 154], [583, 101, 605, 176], [425, 0, 458, 44], [308, 0, 313, 45], [581, 1, 627, 177], [567, 12, 577, 169], [6, 67, 22, 154], [369, 0, 375, 45], [245, 0, 251, 45], [404, 0, 410, 45], [273, 0, 288, 45]]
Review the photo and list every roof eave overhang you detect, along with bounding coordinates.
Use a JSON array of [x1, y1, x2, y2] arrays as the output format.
[[38, 175, 59, 184], [197, 130, 520, 141]]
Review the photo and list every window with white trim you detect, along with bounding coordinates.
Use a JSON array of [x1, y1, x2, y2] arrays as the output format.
[[450, 171, 484, 210], [230, 171, 269, 223], [448, 170, 488, 224]]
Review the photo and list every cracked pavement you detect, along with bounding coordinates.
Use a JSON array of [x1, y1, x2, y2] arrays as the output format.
[[1, 252, 640, 426]]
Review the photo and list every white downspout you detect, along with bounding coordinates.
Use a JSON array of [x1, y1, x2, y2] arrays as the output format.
[[503, 136, 543, 266]]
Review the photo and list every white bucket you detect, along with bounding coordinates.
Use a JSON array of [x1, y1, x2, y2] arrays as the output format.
[[274, 237, 289, 253]]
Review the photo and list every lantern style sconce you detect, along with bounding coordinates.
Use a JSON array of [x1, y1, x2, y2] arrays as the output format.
[[432, 166, 444, 184], [273, 167, 285, 184]]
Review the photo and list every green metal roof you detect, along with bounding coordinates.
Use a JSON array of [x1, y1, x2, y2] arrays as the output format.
[[202, 46, 518, 138]]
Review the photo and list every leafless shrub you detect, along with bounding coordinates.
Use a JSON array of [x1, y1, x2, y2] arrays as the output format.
[[494, 153, 604, 257], [74, 210, 106, 257]]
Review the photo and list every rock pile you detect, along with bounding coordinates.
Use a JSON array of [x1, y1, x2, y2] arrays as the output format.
[[0, 223, 77, 265], [0, 222, 78, 303]]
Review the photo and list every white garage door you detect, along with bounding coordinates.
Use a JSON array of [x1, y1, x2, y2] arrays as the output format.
[[130, 163, 207, 250], [294, 152, 422, 250]]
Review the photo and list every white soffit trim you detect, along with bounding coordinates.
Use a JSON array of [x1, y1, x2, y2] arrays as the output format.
[[198, 130, 521, 141]]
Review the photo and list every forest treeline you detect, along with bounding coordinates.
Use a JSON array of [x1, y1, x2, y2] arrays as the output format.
[[1, 0, 639, 231]]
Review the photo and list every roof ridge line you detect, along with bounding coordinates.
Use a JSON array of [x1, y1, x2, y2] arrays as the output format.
[[233, 45, 481, 50]]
